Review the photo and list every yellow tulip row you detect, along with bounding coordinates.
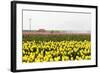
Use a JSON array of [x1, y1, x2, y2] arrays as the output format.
[[22, 40, 91, 63]]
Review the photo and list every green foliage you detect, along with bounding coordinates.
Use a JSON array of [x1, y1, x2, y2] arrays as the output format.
[[23, 34, 90, 42]]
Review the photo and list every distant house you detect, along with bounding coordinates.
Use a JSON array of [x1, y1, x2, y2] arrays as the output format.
[[37, 29, 46, 32]]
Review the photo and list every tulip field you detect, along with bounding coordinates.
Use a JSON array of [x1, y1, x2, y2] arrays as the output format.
[[22, 34, 91, 63]]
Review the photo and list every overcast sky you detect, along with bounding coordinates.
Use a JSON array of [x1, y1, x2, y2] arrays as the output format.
[[23, 10, 91, 32]]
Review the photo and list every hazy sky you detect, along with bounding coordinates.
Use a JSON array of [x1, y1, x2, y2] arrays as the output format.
[[23, 10, 91, 31]]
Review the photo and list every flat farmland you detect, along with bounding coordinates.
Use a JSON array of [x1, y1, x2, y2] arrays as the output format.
[[22, 31, 91, 63], [22, 31, 91, 41]]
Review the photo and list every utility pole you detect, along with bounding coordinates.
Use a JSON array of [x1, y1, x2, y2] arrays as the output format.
[[29, 18, 32, 31]]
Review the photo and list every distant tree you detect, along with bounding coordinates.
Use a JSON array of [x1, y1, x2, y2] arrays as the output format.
[[37, 29, 46, 32], [51, 30, 54, 33]]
